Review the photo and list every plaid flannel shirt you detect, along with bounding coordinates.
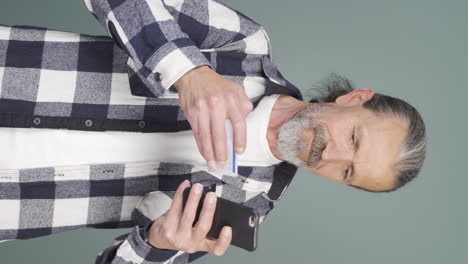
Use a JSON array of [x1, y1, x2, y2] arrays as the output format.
[[0, 0, 303, 263]]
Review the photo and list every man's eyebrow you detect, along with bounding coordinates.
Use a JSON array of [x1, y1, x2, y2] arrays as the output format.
[[350, 125, 362, 181]]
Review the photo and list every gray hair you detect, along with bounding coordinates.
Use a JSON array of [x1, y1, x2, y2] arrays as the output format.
[[307, 73, 427, 192]]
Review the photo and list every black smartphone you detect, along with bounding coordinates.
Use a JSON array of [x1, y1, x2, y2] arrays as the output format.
[[182, 186, 259, 251]]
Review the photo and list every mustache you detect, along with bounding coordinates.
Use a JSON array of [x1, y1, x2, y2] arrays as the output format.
[[307, 123, 326, 168]]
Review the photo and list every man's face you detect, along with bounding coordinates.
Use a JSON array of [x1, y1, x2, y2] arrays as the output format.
[[278, 90, 408, 191]]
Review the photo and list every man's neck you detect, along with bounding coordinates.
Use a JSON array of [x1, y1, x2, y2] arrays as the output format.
[[267, 95, 309, 160]]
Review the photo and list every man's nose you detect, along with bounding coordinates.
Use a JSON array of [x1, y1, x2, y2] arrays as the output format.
[[321, 142, 353, 163]]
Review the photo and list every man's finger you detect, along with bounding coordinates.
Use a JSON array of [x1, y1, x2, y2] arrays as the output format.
[[226, 98, 247, 154], [197, 101, 216, 168], [209, 100, 227, 165], [166, 180, 191, 224], [190, 118, 202, 156], [187, 113, 198, 137], [204, 226, 232, 256], [238, 90, 253, 115], [193, 192, 217, 239], [179, 183, 204, 233]]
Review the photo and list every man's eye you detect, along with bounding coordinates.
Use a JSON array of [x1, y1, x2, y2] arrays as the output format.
[[344, 168, 350, 180]]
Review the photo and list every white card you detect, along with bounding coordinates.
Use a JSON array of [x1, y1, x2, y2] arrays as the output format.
[[207, 120, 238, 176]]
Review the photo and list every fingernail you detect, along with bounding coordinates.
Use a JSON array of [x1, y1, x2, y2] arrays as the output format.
[[207, 160, 217, 169], [207, 193, 216, 204], [217, 160, 226, 167], [194, 183, 203, 194], [235, 147, 244, 154], [224, 227, 232, 237]]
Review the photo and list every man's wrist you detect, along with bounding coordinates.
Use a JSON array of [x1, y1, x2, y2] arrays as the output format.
[[173, 65, 211, 92], [133, 224, 179, 261], [144, 222, 171, 250], [145, 222, 161, 248]]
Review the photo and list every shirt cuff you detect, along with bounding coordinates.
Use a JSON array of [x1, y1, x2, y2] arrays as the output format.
[[115, 224, 178, 263], [142, 40, 211, 92]]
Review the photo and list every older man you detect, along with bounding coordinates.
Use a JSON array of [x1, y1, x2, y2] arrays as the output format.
[[0, 0, 426, 263]]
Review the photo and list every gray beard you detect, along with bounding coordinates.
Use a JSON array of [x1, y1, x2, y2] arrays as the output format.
[[278, 104, 327, 169]]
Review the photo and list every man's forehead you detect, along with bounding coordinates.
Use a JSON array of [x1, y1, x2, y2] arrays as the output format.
[[353, 116, 407, 191], [355, 166, 396, 191]]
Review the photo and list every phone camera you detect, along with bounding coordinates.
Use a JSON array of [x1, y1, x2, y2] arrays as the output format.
[[249, 216, 257, 227]]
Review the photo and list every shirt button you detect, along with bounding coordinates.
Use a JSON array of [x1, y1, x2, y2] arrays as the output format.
[[85, 119, 93, 127], [138, 120, 146, 128], [33, 117, 41, 126], [154, 72, 161, 82]]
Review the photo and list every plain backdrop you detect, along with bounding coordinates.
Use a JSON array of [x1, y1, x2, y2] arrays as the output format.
[[0, 0, 466, 263]]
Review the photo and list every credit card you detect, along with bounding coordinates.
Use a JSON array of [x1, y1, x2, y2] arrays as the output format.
[[208, 120, 238, 176]]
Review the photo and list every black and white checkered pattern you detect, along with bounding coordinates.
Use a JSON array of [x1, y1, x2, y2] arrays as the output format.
[[0, 25, 154, 128], [0, 0, 302, 133], [0, 0, 304, 263], [85, 0, 277, 97], [0, 161, 298, 263]]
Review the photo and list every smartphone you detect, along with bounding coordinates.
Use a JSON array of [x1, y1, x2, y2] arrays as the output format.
[[182, 186, 259, 251]]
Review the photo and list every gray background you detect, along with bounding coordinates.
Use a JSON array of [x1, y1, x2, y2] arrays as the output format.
[[0, 0, 466, 263]]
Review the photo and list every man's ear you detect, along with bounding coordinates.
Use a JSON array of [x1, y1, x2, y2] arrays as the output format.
[[335, 88, 375, 106]]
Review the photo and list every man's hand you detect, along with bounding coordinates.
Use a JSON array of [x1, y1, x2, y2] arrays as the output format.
[[148, 181, 232, 256], [174, 66, 253, 168]]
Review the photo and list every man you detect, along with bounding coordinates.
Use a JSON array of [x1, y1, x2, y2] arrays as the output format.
[[0, 0, 426, 263]]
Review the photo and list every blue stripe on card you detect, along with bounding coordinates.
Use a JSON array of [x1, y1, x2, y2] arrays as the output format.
[[232, 148, 236, 173]]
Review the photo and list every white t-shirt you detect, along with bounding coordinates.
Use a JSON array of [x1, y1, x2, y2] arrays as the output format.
[[0, 94, 282, 170]]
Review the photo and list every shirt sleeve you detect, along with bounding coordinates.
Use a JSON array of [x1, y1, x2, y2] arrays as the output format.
[[95, 190, 209, 264], [95, 224, 208, 264], [95, 188, 276, 263], [83, 0, 263, 97]]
